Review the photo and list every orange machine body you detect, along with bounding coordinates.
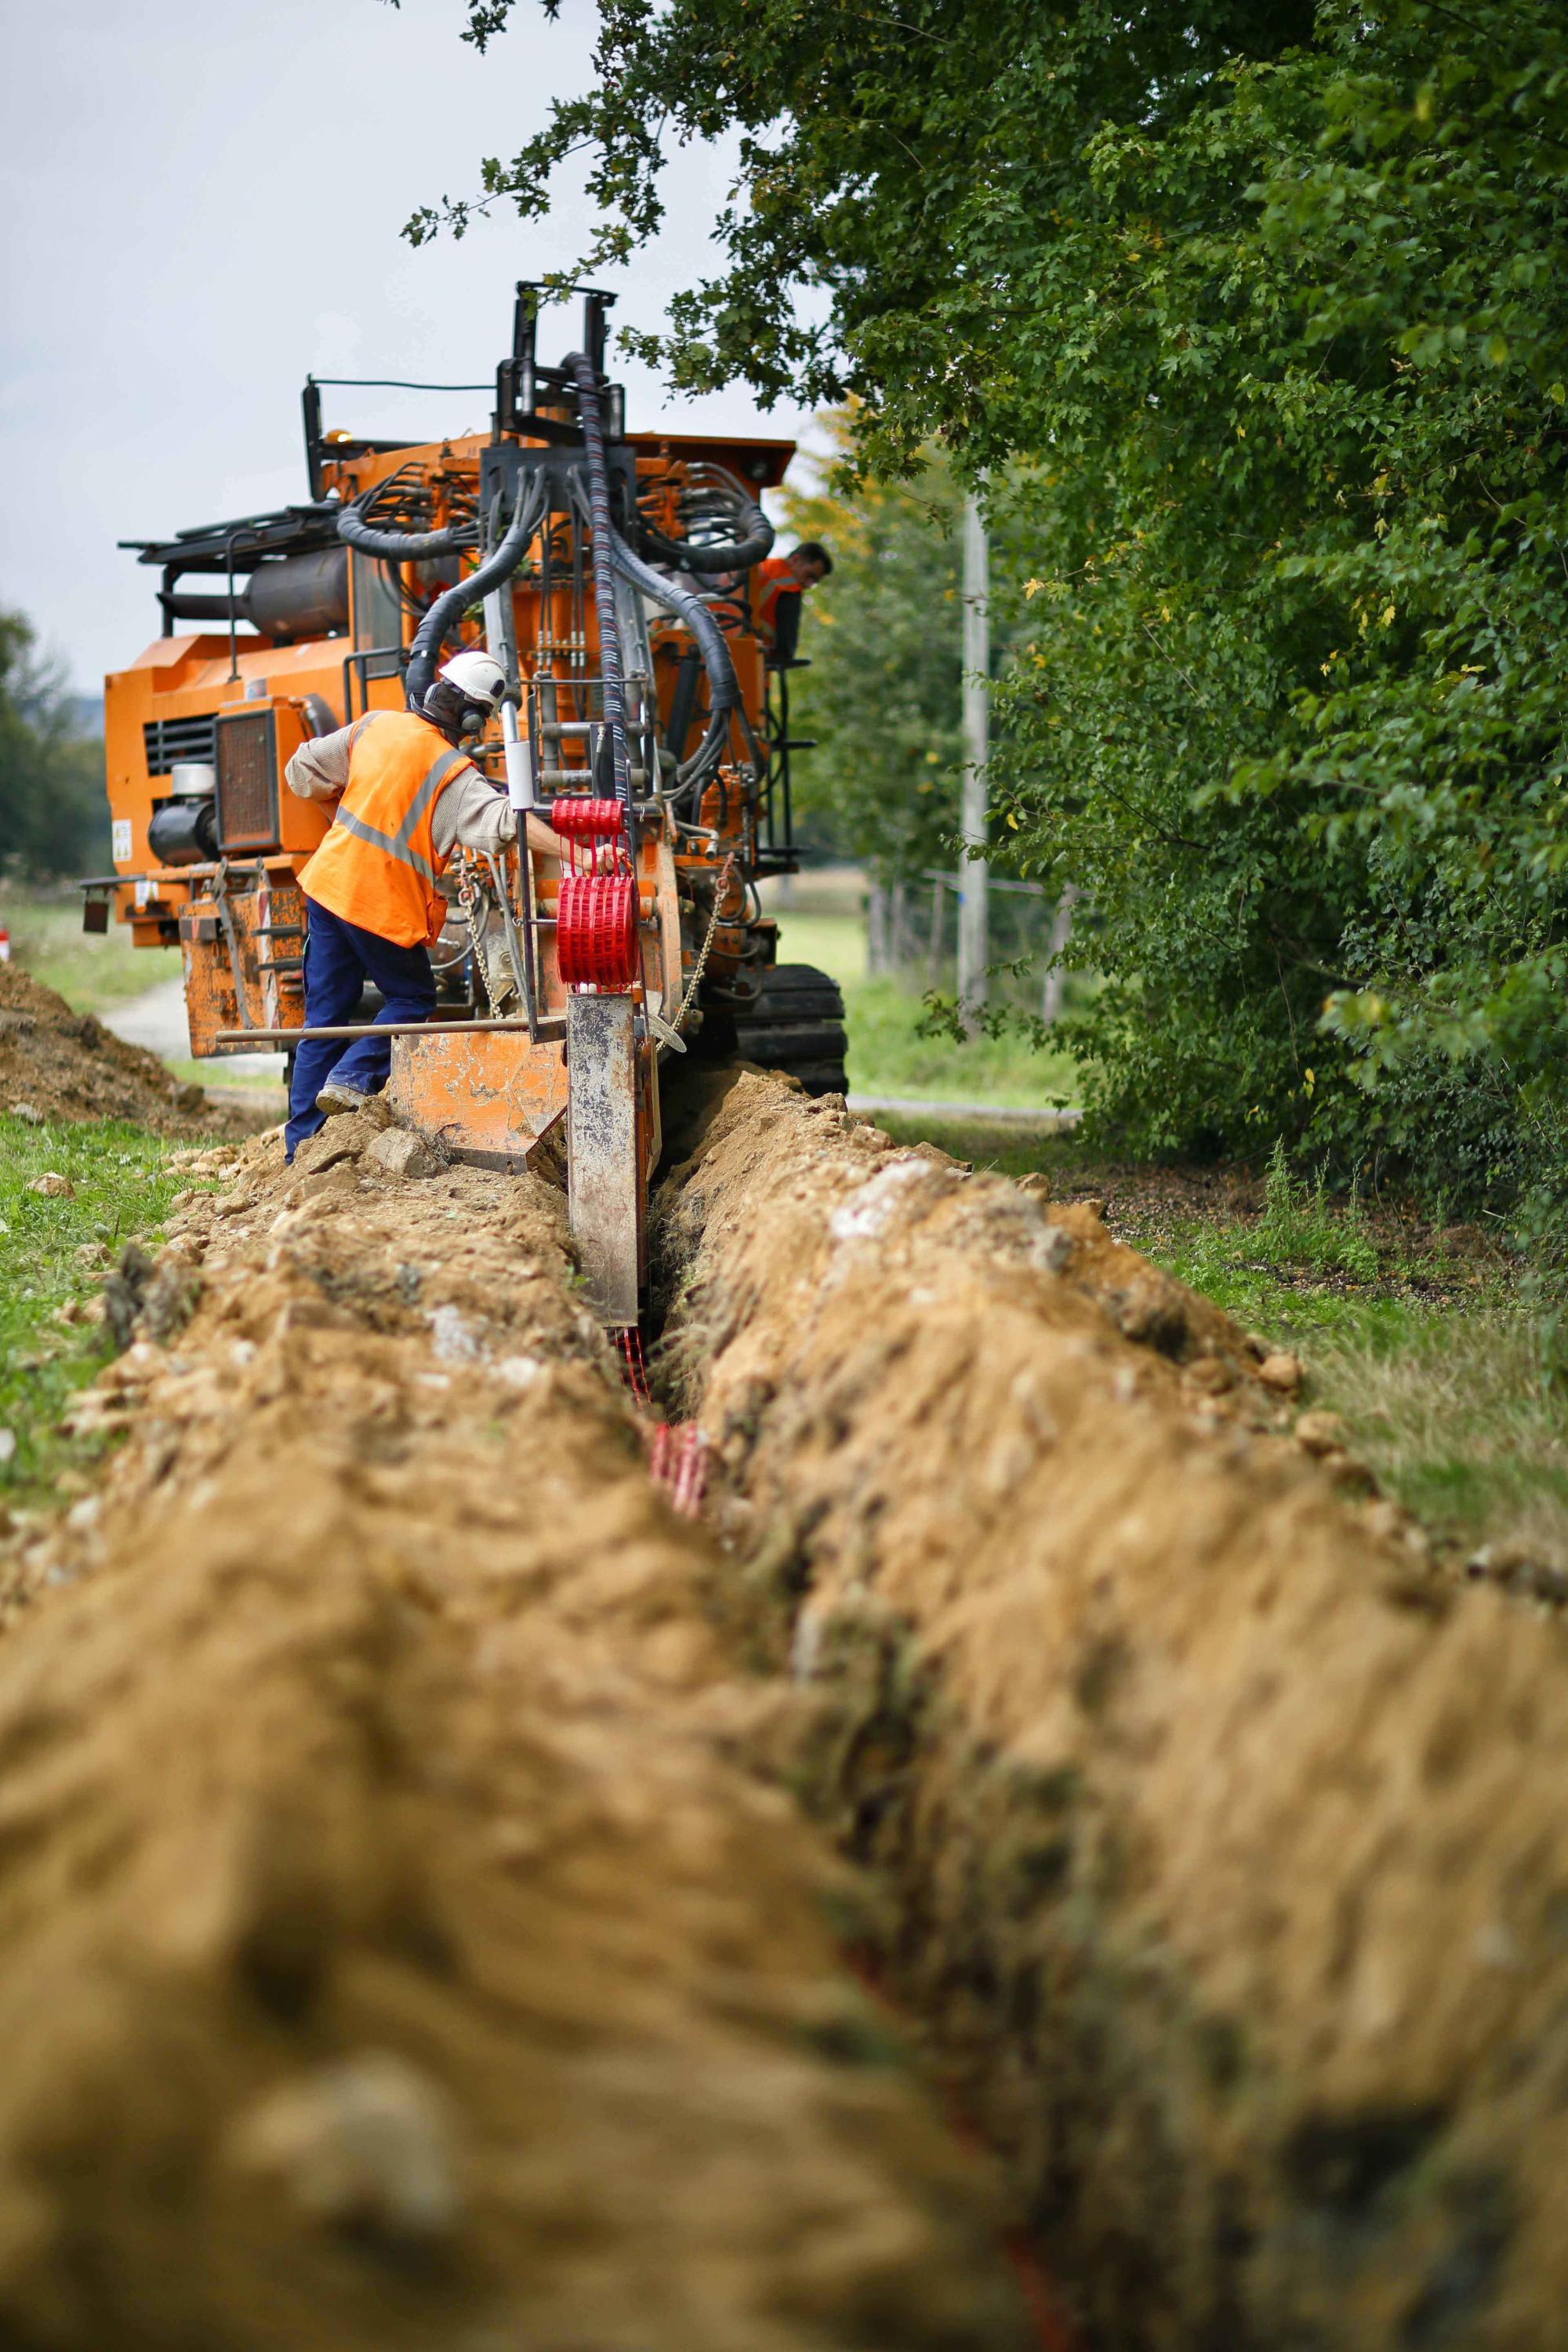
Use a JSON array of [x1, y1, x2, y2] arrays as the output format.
[[96, 296, 813, 1320], [100, 423, 793, 1050]]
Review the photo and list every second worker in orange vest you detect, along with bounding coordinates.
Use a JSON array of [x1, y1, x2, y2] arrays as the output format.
[[753, 540, 833, 652], [281, 649, 516, 1160]]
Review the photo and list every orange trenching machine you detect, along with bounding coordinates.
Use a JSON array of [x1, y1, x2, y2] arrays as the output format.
[[91, 287, 847, 1333]]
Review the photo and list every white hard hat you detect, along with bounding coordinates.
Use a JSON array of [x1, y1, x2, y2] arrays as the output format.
[[438, 648, 507, 714]]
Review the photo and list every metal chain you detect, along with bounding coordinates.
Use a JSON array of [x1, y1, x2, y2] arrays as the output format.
[[673, 852, 736, 1034]]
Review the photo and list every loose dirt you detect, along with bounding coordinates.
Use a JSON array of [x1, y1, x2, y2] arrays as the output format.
[[655, 1073, 1568, 2352], [9, 1058, 1567, 2350], [0, 1108, 1030, 2351], [0, 964, 256, 1138]]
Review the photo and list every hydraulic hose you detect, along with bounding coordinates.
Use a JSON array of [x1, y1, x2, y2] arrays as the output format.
[[404, 473, 546, 710], [336, 495, 477, 564], [566, 351, 632, 818], [638, 465, 775, 575], [607, 525, 756, 793]]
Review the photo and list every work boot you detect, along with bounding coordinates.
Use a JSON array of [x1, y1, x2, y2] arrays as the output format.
[[316, 1079, 369, 1117]]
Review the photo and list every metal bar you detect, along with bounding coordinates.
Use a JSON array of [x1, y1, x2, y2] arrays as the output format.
[[537, 765, 650, 789], [310, 376, 492, 392], [226, 532, 240, 682], [213, 1017, 564, 1045], [77, 862, 286, 890]]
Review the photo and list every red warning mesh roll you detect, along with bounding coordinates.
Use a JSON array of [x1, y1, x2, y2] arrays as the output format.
[[557, 872, 639, 989], [548, 798, 625, 841]]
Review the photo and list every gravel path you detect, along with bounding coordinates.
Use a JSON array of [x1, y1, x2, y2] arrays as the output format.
[[103, 975, 287, 1080]]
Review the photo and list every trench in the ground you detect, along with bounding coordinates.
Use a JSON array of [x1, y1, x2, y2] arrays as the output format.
[[643, 1065, 1568, 2352], [9, 1063, 1568, 2350], [0, 1106, 1050, 2352]]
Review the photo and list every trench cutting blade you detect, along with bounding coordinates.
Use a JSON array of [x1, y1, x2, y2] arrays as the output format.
[[566, 992, 641, 1326]]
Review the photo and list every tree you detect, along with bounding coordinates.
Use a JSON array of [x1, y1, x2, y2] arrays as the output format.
[[0, 612, 108, 880], [408, 0, 1568, 1217], [778, 417, 964, 887]]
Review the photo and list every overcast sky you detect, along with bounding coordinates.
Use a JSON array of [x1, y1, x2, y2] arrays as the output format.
[[1, 0, 815, 697]]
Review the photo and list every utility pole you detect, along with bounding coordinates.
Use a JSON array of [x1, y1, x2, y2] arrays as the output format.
[[957, 488, 989, 1029]]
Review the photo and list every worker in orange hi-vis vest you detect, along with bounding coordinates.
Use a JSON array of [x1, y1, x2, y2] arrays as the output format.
[[753, 541, 833, 655], [281, 648, 517, 1162]]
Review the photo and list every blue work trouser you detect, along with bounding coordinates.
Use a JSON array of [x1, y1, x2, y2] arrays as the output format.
[[285, 896, 437, 1159]]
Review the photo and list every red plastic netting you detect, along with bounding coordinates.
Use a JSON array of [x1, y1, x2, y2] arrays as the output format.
[[557, 872, 639, 989]]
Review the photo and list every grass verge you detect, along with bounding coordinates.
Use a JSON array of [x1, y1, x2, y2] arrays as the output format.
[[0, 1112, 196, 1512], [879, 1106, 1566, 1574], [1, 889, 181, 1013]]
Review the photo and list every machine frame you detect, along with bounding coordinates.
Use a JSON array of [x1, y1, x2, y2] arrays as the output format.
[[89, 289, 840, 1330]]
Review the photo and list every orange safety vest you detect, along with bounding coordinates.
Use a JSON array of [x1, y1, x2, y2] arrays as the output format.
[[754, 555, 801, 635], [299, 712, 473, 949]]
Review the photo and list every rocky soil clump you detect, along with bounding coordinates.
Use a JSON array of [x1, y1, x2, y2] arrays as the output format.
[[656, 1071, 1568, 2352], [0, 1102, 1029, 2352]]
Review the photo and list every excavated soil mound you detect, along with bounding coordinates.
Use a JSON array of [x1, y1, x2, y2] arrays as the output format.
[[0, 1111, 1029, 2351], [0, 964, 253, 1138], [656, 1073, 1568, 2352]]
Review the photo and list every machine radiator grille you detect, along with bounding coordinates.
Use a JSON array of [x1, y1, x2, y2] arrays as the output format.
[[215, 711, 280, 851], [142, 713, 218, 775]]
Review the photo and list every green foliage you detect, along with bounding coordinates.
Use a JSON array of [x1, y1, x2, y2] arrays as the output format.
[[0, 612, 108, 879], [0, 1115, 187, 1507], [779, 419, 964, 880], [1257, 1138, 1379, 1283], [413, 0, 1568, 1228]]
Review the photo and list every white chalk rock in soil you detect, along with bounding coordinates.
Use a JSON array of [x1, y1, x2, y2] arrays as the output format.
[[27, 1172, 74, 1199], [226, 2050, 460, 2244], [365, 1127, 441, 1181]]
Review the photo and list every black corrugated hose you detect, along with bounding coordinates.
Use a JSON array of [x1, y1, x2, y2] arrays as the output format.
[[607, 525, 760, 796], [566, 351, 634, 859], [403, 474, 546, 710], [638, 466, 775, 574], [336, 494, 477, 564]]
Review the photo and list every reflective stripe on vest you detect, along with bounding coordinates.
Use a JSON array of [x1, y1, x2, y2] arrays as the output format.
[[298, 713, 471, 948], [330, 745, 467, 886]]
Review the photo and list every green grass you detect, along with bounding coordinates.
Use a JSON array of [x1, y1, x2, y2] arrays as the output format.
[[0, 1112, 194, 1511], [166, 1058, 287, 1098], [772, 906, 1081, 1108], [877, 1104, 1568, 1569], [1149, 1233, 1564, 1561], [2, 889, 180, 1014]]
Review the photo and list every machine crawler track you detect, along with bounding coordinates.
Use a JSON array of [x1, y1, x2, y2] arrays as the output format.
[[731, 962, 849, 1098]]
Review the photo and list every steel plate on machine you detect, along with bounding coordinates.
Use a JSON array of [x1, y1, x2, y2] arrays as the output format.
[[566, 994, 640, 1326], [387, 1032, 568, 1173]]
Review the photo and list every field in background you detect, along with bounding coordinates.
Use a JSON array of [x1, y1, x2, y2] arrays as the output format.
[[1, 887, 180, 1011], [761, 869, 1082, 1108]]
